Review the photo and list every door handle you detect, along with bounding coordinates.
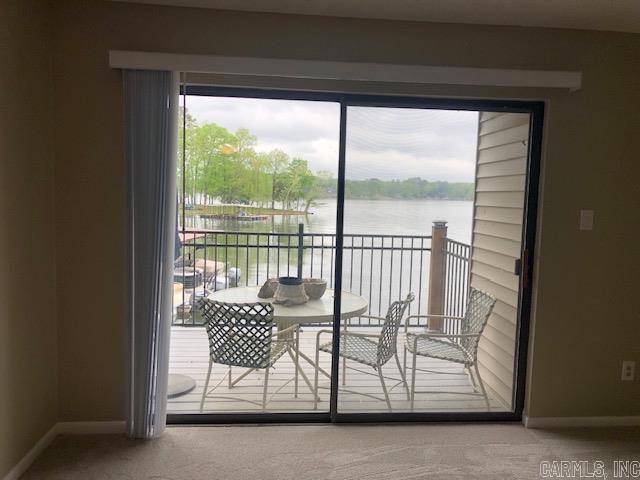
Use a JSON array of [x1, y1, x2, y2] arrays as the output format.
[[515, 249, 530, 288]]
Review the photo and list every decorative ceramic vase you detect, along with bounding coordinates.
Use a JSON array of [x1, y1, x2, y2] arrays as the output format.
[[257, 278, 278, 299], [303, 278, 328, 300], [273, 277, 308, 306]]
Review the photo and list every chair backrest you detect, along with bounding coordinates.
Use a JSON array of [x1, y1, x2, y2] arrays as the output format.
[[460, 288, 496, 356], [201, 300, 274, 369], [377, 292, 415, 365]]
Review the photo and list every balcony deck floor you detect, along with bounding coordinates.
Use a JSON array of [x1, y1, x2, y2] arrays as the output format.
[[168, 326, 507, 414]]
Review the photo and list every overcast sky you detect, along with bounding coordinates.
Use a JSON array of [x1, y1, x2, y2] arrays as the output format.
[[185, 96, 479, 182]]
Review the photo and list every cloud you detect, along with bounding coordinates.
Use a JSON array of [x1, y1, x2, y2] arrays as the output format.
[[185, 95, 478, 182]]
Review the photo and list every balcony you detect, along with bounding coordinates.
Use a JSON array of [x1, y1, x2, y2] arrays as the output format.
[[168, 225, 506, 413]]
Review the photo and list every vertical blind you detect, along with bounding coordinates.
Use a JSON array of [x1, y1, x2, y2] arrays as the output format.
[[124, 69, 178, 438]]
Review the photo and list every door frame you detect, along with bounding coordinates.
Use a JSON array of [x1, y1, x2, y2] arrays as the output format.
[[167, 85, 544, 425]]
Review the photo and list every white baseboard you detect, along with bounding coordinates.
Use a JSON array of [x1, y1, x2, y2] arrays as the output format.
[[2, 425, 58, 480], [523, 415, 640, 428], [2, 421, 126, 480]]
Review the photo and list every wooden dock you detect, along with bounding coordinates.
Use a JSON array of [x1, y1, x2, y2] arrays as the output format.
[[198, 213, 269, 221]]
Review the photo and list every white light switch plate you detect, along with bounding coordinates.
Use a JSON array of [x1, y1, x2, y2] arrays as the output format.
[[579, 210, 594, 231], [622, 361, 635, 381]]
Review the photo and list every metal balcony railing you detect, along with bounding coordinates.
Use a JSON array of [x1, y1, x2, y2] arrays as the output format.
[[173, 224, 470, 331], [442, 238, 471, 335]]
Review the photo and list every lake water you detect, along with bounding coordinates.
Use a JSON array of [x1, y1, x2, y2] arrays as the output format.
[[188, 198, 473, 243], [180, 199, 473, 318]]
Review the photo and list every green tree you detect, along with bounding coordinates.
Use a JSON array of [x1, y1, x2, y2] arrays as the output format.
[[267, 149, 290, 209], [304, 170, 334, 212], [191, 123, 237, 203], [177, 107, 197, 205], [281, 158, 313, 209]]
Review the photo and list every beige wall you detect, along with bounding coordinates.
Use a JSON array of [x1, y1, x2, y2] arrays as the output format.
[[0, 1, 58, 477], [48, 0, 639, 421]]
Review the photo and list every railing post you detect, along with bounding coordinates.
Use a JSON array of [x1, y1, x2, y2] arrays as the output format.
[[297, 223, 304, 279], [427, 221, 448, 331]]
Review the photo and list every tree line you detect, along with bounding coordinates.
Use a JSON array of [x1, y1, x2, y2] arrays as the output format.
[[178, 109, 473, 212], [345, 177, 473, 200]]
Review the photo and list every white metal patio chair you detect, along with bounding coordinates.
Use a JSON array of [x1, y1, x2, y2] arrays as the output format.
[[314, 293, 415, 411], [404, 287, 496, 411], [199, 300, 298, 411]]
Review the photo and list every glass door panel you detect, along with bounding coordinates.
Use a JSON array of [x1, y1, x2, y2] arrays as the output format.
[[336, 105, 530, 414], [168, 92, 341, 415]]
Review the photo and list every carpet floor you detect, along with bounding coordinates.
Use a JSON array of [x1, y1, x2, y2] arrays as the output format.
[[21, 424, 640, 479]]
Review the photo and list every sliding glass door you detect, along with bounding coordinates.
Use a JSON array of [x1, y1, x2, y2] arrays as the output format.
[[335, 103, 535, 416], [167, 87, 543, 423], [336, 105, 476, 413]]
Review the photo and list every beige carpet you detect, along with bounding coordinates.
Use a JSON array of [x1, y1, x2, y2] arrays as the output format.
[[21, 424, 640, 479]]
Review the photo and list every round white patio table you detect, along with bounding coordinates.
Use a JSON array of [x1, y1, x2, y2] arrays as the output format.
[[208, 286, 368, 325], [208, 286, 368, 399]]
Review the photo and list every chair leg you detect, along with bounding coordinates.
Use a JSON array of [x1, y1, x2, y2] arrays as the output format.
[[341, 323, 347, 386], [313, 339, 320, 410], [474, 362, 490, 411], [410, 351, 417, 411], [466, 364, 478, 391], [230, 367, 256, 388], [200, 360, 213, 412], [377, 365, 392, 412], [403, 343, 407, 386], [394, 352, 410, 400], [294, 327, 300, 398], [262, 366, 270, 412], [228, 366, 232, 389]]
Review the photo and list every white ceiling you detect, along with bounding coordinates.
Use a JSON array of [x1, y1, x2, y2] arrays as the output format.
[[112, 0, 640, 33]]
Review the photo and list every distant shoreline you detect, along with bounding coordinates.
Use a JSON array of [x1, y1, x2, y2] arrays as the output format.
[[186, 197, 473, 219]]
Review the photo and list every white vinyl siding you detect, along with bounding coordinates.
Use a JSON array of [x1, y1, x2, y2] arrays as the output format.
[[471, 111, 529, 409]]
